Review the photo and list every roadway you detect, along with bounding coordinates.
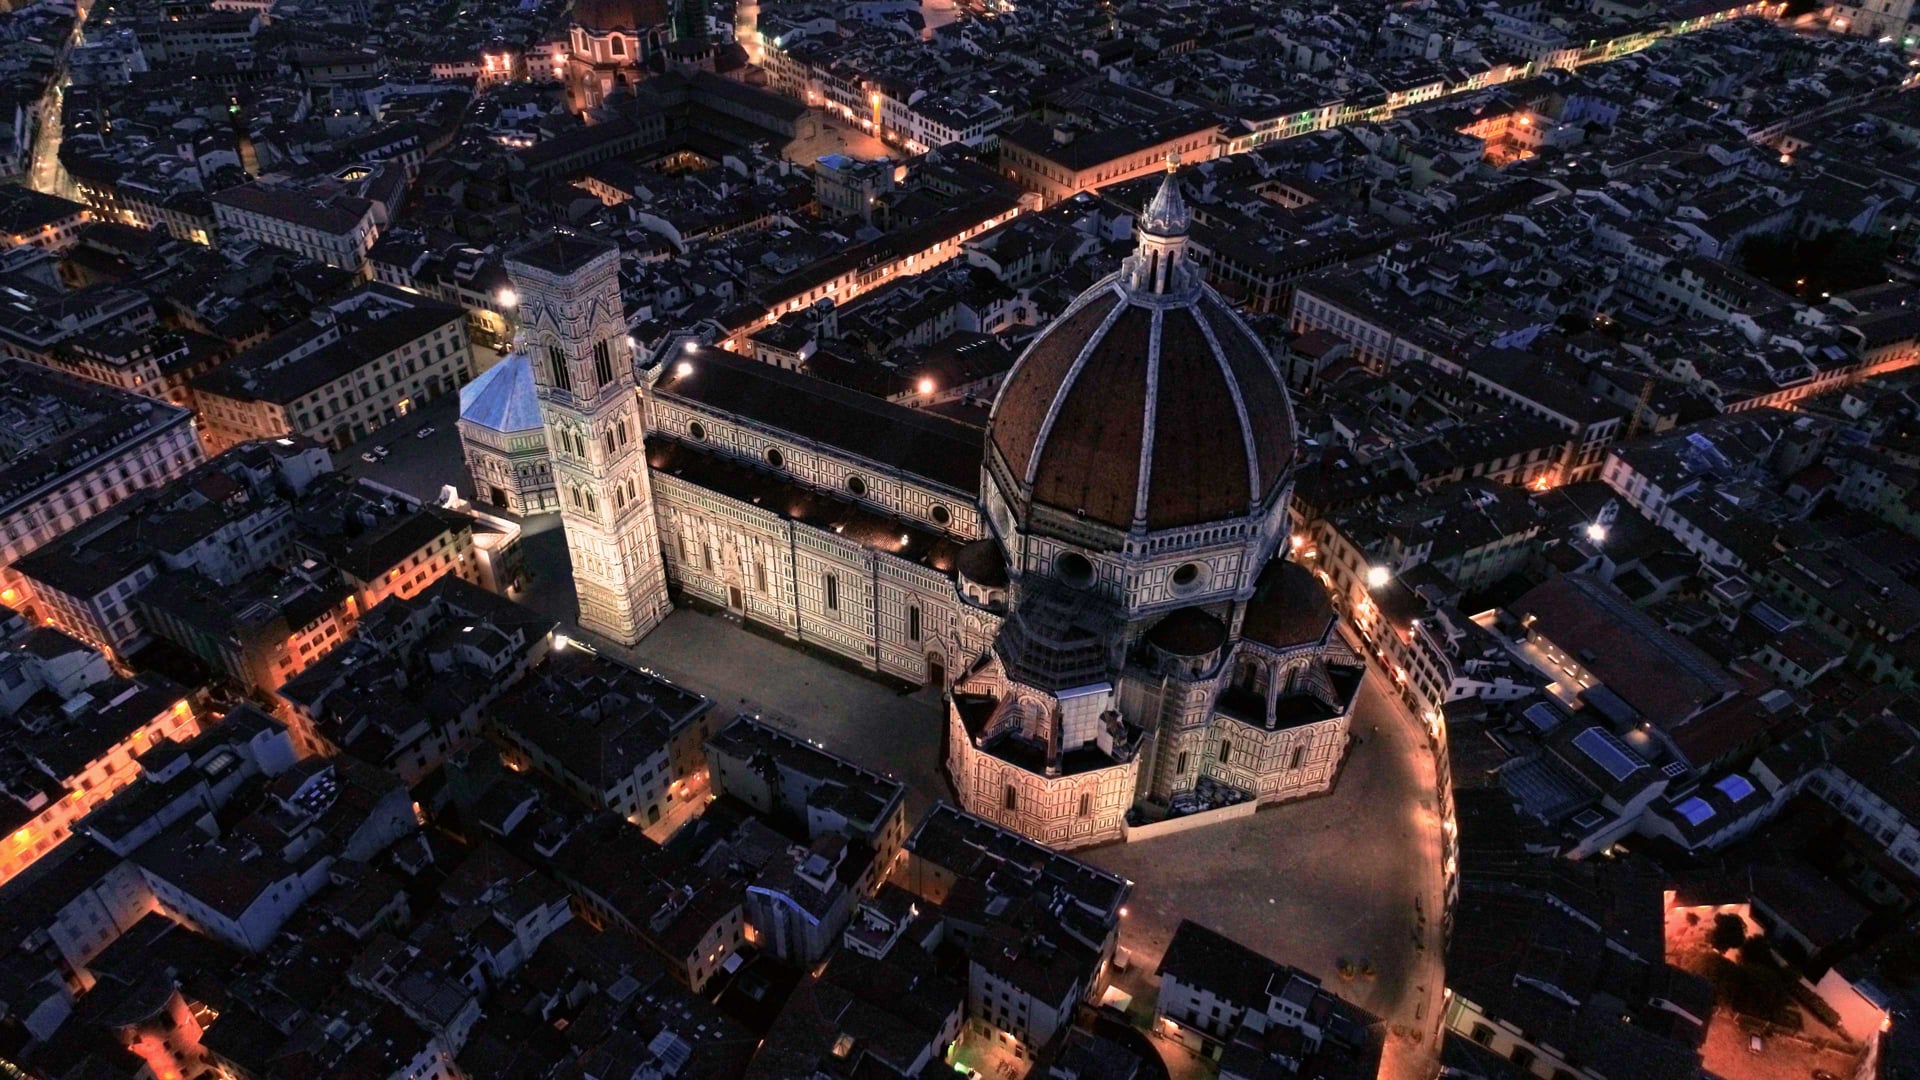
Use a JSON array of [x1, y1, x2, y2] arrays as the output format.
[[1086, 666, 1447, 1080], [26, 0, 90, 200]]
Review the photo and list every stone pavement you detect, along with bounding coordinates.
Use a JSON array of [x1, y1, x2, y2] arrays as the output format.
[[459, 471, 1448, 1078]]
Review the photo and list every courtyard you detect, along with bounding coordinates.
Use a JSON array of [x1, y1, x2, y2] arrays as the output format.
[[1665, 906, 1866, 1080]]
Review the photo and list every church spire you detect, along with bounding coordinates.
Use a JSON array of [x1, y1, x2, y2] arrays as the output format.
[[1128, 155, 1193, 296], [1141, 155, 1189, 238]]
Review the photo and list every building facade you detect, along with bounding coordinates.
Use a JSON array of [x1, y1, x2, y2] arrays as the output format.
[[191, 285, 472, 452], [940, 174, 1362, 848], [0, 361, 202, 620], [503, 235, 671, 645], [566, 0, 671, 110], [508, 172, 1360, 852], [209, 182, 381, 275], [457, 354, 557, 515]]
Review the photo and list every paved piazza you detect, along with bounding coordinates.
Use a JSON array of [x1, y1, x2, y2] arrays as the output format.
[[1089, 667, 1446, 1079], [512, 513, 1442, 1061]]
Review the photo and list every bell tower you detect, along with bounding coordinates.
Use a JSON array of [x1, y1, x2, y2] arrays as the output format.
[[505, 232, 670, 645]]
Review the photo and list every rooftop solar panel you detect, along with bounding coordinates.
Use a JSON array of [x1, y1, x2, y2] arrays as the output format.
[[1714, 774, 1756, 802], [1572, 726, 1647, 782], [1749, 602, 1794, 634], [1676, 796, 1715, 827], [1523, 701, 1564, 732]]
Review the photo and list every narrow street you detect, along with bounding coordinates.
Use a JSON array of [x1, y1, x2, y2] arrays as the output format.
[[27, 82, 73, 201], [25, 0, 91, 201]]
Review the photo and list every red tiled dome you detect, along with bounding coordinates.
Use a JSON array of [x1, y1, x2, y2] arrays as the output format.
[[987, 261, 1296, 532]]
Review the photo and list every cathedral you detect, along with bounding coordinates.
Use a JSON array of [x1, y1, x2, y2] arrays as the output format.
[[496, 171, 1364, 849], [565, 0, 712, 109]]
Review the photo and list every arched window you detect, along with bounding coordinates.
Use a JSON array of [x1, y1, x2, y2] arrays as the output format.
[[593, 340, 615, 388]]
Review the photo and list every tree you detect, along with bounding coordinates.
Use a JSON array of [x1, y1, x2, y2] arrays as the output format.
[[1711, 913, 1748, 952]]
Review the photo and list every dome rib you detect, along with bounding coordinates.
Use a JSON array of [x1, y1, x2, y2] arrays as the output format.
[[985, 173, 1296, 537], [1197, 298, 1296, 491], [1025, 286, 1132, 489], [1130, 306, 1164, 527], [1148, 305, 1250, 528], [1189, 299, 1262, 502], [990, 289, 1121, 485], [1029, 302, 1150, 526]]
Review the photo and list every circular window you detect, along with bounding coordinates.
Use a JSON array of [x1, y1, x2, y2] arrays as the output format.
[[930, 504, 951, 526], [845, 475, 867, 497], [688, 420, 706, 441], [1171, 562, 1202, 590], [765, 447, 784, 468], [1055, 551, 1095, 587]]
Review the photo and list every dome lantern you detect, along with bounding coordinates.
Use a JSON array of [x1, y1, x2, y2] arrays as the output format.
[[1127, 159, 1195, 297]]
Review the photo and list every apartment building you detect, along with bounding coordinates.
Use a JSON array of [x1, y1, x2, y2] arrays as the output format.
[[191, 284, 471, 452], [0, 361, 202, 620], [210, 181, 381, 274]]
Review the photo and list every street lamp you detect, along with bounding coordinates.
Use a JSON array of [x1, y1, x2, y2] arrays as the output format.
[[1365, 565, 1391, 589], [1585, 522, 1608, 543], [496, 287, 517, 309], [917, 377, 935, 395]]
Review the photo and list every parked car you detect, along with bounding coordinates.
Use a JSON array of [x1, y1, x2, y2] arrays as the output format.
[[360, 451, 378, 464], [414, 425, 435, 439]]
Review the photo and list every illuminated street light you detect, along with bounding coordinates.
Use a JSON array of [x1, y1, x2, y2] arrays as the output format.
[[676, 361, 694, 378], [917, 377, 936, 395], [496, 287, 518, 308], [1365, 565, 1391, 589], [1585, 522, 1608, 543]]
